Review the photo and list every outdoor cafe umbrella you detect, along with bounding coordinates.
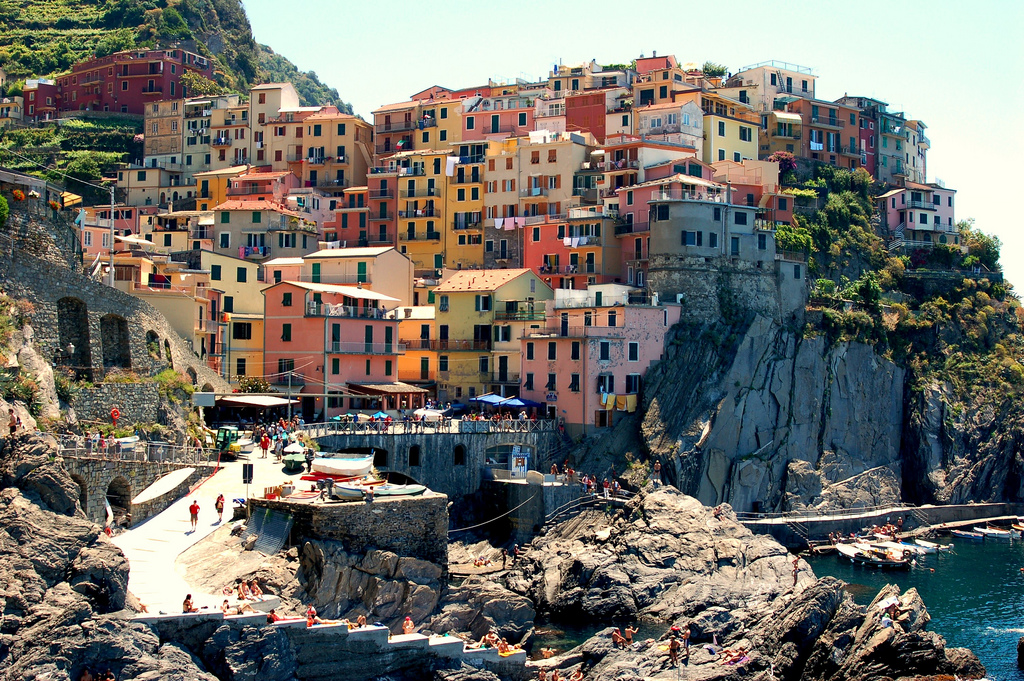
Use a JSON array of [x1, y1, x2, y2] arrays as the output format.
[[469, 393, 506, 405], [371, 411, 390, 419], [498, 396, 544, 409]]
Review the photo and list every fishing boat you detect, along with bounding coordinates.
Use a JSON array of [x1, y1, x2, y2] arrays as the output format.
[[873, 540, 929, 556], [372, 483, 426, 497], [913, 538, 952, 553], [973, 526, 1012, 541], [311, 455, 374, 478], [283, 453, 306, 472], [840, 543, 911, 569], [331, 484, 366, 500], [950, 529, 984, 542], [1011, 523, 1024, 533]]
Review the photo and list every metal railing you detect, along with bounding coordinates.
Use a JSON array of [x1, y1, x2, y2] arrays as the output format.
[[494, 310, 546, 321], [400, 188, 441, 198], [328, 341, 406, 355], [368, 211, 394, 222], [615, 221, 649, 235], [810, 116, 844, 128], [58, 436, 216, 466], [734, 502, 916, 522], [295, 418, 556, 438], [398, 209, 439, 218]]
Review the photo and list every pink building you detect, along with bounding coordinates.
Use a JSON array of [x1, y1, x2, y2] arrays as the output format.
[[461, 97, 534, 141], [519, 284, 680, 434], [262, 281, 426, 421], [878, 181, 957, 248]]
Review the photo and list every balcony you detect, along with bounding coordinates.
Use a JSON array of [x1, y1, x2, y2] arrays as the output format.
[[840, 145, 861, 157], [455, 154, 486, 165], [239, 246, 271, 259], [190, 228, 212, 240], [226, 186, 267, 196], [451, 220, 481, 231], [451, 175, 482, 185], [271, 373, 306, 386], [399, 231, 441, 241], [398, 209, 440, 218], [772, 130, 802, 140], [615, 221, 650, 235], [494, 310, 546, 321], [328, 341, 406, 355], [368, 189, 394, 199], [306, 303, 391, 319], [141, 86, 164, 94], [184, 109, 212, 119], [425, 339, 492, 351], [907, 199, 937, 210], [211, 137, 231, 147], [368, 211, 394, 222], [375, 120, 420, 134], [810, 116, 844, 129], [520, 187, 549, 198], [400, 187, 441, 198]]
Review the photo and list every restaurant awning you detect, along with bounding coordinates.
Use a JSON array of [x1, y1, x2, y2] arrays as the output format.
[[115, 234, 156, 247], [347, 382, 428, 394], [773, 111, 803, 122], [217, 395, 300, 408]]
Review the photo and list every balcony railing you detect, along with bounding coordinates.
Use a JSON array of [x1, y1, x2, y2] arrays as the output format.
[[271, 373, 306, 386], [399, 231, 441, 241], [190, 228, 212, 240], [520, 187, 549, 198], [615, 221, 650, 235], [211, 137, 231, 147], [226, 186, 267, 196], [772, 131, 802, 139], [451, 220, 481, 230], [239, 246, 271, 259], [907, 199, 937, 210], [398, 209, 440, 218], [425, 339, 491, 351], [368, 212, 394, 222], [456, 154, 486, 165], [375, 120, 423, 134], [328, 341, 406, 355], [494, 310, 546, 321], [810, 116, 844, 129], [451, 175, 482, 185], [369, 189, 394, 199], [840, 145, 861, 157], [306, 303, 391, 319], [487, 372, 520, 384], [400, 187, 441, 198], [141, 86, 164, 94]]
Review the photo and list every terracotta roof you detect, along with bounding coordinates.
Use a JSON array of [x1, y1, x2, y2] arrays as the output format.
[[270, 281, 399, 302], [623, 173, 724, 192], [373, 100, 419, 114], [348, 382, 427, 394], [211, 200, 305, 219], [433, 269, 532, 293], [235, 170, 293, 181]]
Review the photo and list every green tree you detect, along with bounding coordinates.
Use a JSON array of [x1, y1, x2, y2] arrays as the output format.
[[959, 219, 1001, 271], [180, 70, 224, 97], [94, 28, 136, 58], [0, 194, 8, 229], [702, 61, 728, 78]]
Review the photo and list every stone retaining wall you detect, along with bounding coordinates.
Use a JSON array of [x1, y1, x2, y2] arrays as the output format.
[[71, 383, 160, 424], [250, 493, 449, 566]]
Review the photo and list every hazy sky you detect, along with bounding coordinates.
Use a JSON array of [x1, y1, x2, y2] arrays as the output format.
[[241, 0, 1024, 287]]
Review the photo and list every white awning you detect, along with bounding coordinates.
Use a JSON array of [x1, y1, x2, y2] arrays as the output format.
[[218, 395, 299, 408], [115, 235, 155, 246], [773, 112, 803, 122]]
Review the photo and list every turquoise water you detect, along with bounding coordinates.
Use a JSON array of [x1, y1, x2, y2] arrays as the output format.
[[807, 538, 1024, 680]]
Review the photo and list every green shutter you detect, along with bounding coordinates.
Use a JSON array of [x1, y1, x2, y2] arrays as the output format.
[[357, 261, 367, 283], [311, 262, 321, 283]]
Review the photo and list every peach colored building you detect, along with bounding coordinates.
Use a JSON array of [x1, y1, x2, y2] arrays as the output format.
[[262, 281, 425, 420], [519, 284, 680, 434]]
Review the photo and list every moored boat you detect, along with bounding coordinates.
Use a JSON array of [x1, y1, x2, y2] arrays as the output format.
[[845, 543, 911, 569], [372, 483, 427, 497], [283, 453, 306, 471], [874, 540, 928, 556], [950, 529, 984, 542], [915, 538, 952, 552], [311, 455, 374, 478], [974, 526, 1012, 540]]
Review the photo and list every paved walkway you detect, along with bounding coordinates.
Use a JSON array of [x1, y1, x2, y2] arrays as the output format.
[[112, 451, 307, 613]]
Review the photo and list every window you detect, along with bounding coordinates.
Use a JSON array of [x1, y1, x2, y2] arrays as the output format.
[[281, 324, 292, 342], [571, 341, 580, 360], [282, 292, 292, 307], [219, 233, 230, 249], [236, 267, 247, 283], [628, 342, 639, 362], [718, 149, 726, 161], [778, 197, 788, 211], [453, 445, 466, 466], [466, 116, 475, 130], [220, 211, 230, 224], [739, 126, 752, 142], [524, 373, 534, 390], [474, 295, 491, 311], [210, 264, 222, 281], [331, 358, 340, 374], [626, 191, 633, 206], [599, 341, 610, 360], [709, 232, 718, 249], [385, 360, 393, 376], [758, 233, 767, 250], [546, 373, 557, 390], [718, 121, 726, 137], [519, 112, 527, 126], [608, 310, 617, 327], [734, 152, 741, 162], [656, 204, 669, 221], [597, 374, 615, 393], [731, 236, 740, 256], [626, 374, 640, 394], [794, 264, 802, 280], [232, 322, 252, 340], [223, 296, 234, 313], [548, 342, 557, 360], [734, 212, 748, 225], [251, 212, 261, 224], [439, 355, 449, 372], [569, 373, 580, 392], [532, 227, 541, 242], [236, 358, 247, 377], [526, 342, 534, 360]]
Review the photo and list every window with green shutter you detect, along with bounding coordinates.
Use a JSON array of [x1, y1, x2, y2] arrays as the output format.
[[357, 261, 367, 283], [220, 211, 229, 223], [311, 263, 321, 283], [252, 212, 261, 223]]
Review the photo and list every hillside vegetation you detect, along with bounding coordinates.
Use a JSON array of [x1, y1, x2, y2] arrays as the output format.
[[0, 0, 350, 109]]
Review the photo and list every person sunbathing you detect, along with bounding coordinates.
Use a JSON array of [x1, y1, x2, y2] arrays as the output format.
[[720, 647, 749, 665], [611, 629, 626, 648], [221, 599, 255, 615], [182, 594, 199, 613], [569, 669, 584, 681], [356, 614, 367, 628], [240, 582, 253, 600], [402, 616, 415, 635], [249, 580, 264, 600]]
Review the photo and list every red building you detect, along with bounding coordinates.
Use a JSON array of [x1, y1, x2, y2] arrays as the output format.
[[565, 91, 607, 141], [23, 79, 61, 121], [56, 48, 213, 116]]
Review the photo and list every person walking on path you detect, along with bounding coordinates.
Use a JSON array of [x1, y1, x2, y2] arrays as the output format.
[[215, 494, 225, 523], [260, 433, 271, 459], [602, 478, 610, 499], [188, 499, 200, 531]]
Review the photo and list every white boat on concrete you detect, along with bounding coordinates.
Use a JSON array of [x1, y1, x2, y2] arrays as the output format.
[[311, 455, 374, 478]]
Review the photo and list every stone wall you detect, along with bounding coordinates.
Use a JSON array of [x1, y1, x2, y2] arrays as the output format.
[[251, 493, 449, 566], [71, 383, 161, 424], [0, 246, 226, 391], [483, 479, 582, 545], [63, 455, 216, 524], [315, 429, 561, 499]]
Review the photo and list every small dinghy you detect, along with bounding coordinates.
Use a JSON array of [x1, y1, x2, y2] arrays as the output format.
[[950, 529, 984, 542]]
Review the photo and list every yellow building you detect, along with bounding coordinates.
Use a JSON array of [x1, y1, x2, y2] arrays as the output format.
[[299, 246, 414, 306], [676, 91, 760, 165], [445, 144, 487, 269], [200, 250, 264, 384], [387, 149, 448, 273], [432, 269, 552, 402], [395, 305, 436, 393], [192, 165, 247, 211]]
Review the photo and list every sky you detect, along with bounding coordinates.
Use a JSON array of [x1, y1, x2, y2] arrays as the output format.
[[241, 0, 1024, 287]]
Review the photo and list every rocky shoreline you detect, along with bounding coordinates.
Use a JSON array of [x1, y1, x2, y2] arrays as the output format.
[[0, 434, 986, 681]]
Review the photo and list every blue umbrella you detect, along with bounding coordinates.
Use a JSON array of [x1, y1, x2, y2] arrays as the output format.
[[470, 393, 506, 405], [498, 397, 543, 409], [371, 411, 390, 419]]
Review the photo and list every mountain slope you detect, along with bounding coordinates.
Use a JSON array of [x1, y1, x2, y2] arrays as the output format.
[[0, 0, 348, 108]]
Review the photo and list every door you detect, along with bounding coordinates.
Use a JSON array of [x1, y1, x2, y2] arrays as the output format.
[[384, 326, 393, 353], [419, 323, 430, 349], [302, 396, 316, 422], [498, 355, 508, 382], [357, 261, 367, 283], [365, 325, 373, 353], [439, 324, 449, 349], [560, 313, 569, 337], [491, 114, 500, 133], [311, 262, 321, 283], [308, 170, 317, 186], [331, 323, 341, 352]]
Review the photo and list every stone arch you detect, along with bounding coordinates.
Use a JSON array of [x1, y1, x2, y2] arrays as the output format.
[[172, 190, 179, 202], [185, 367, 198, 385], [106, 476, 131, 517], [56, 297, 93, 381], [200, 383, 214, 393], [69, 473, 88, 511], [453, 444, 466, 466], [99, 314, 131, 370], [145, 330, 161, 359], [408, 445, 421, 467], [164, 339, 173, 367], [373, 447, 389, 468]]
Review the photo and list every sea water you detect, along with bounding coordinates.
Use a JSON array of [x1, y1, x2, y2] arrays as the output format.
[[807, 537, 1024, 680]]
